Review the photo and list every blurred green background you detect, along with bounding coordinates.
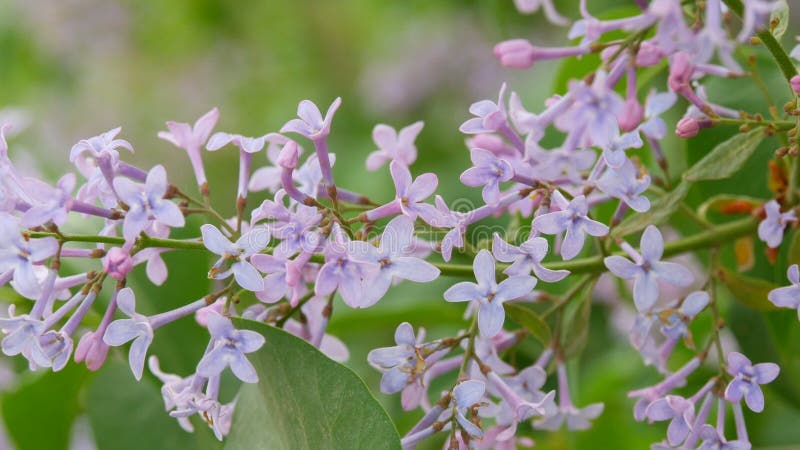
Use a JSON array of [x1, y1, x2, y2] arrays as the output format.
[[1, 0, 800, 449]]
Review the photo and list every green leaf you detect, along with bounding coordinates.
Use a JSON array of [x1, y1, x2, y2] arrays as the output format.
[[717, 266, 780, 311], [225, 319, 401, 450], [612, 181, 690, 238], [560, 289, 593, 359], [683, 128, 765, 182], [86, 362, 221, 450], [1, 363, 87, 450], [770, 0, 789, 39], [504, 302, 552, 345]]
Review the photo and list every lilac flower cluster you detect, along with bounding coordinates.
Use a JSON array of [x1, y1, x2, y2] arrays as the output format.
[[0, 0, 798, 447]]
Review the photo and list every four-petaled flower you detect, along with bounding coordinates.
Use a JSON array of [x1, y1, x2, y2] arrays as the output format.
[[452, 379, 486, 438], [201, 224, 269, 291], [604, 225, 693, 312], [757, 200, 796, 248], [698, 424, 751, 450], [460, 148, 514, 205], [492, 232, 569, 281], [114, 165, 185, 241], [768, 264, 800, 318], [366, 121, 424, 170], [158, 108, 219, 186], [103, 288, 154, 380], [724, 351, 779, 413], [532, 191, 609, 260], [315, 223, 376, 307], [69, 127, 133, 163], [196, 312, 265, 383], [644, 395, 695, 446], [0, 214, 59, 295], [367, 322, 437, 395], [661, 291, 708, 340], [444, 250, 537, 337], [280, 98, 342, 141], [596, 159, 651, 212]]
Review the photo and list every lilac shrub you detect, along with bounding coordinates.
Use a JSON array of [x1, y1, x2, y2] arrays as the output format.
[[0, 0, 800, 448]]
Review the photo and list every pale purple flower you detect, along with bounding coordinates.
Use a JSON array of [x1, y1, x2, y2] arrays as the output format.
[[104, 246, 134, 281], [737, 0, 781, 42], [555, 71, 623, 148], [0, 305, 48, 369], [350, 216, 439, 307], [768, 264, 800, 318], [444, 250, 537, 337], [21, 173, 76, 227], [367, 322, 437, 395], [196, 312, 265, 383], [250, 253, 295, 304], [460, 148, 514, 205], [604, 225, 693, 311], [757, 200, 796, 248], [596, 159, 651, 212], [294, 152, 336, 198], [638, 91, 677, 140], [69, 127, 133, 163], [491, 232, 569, 281], [645, 395, 695, 446], [512, 0, 568, 25], [248, 134, 294, 193], [148, 356, 196, 432], [601, 131, 643, 169], [724, 352, 779, 412], [366, 121, 424, 170], [698, 424, 751, 450], [532, 191, 609, 260], [365, 161, 438, 222], [158, 108, 219, 186], [206, 132, 267, 154], [453, 379, 486, 438], [460, 84, 509, 135], [315, 224, 375, 308], [201, 224, 269, 291], [113, 165, 185, 241], [0, 215, 58, 295], [534, 364, 603, 431], [280, 97, 342, 141], [429, 195, 468, 262], [38, 330, 73, 372], [103, 288, 153, 380], [661, 291, 708, 340], [695, 0, 742, 72]]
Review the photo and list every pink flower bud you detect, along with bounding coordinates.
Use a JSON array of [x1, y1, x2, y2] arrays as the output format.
[[675, 117, 700, 138], [618, 97, 644, 132], [466, 134, 510, 156], [791, 75, 800, 94], [277, 140, 299, 169], [668, 52, 695, 92], [493, 39, 536, 69], [104, 247, 133, 280], [75, 331, 110, 371], [195, 298, 225, 327], [635, 41, 662, 67]]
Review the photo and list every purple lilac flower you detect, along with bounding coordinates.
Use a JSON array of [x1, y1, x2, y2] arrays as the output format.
[[366, 121, 424, 170], [148, 356, 196, 432], [638, 90, 677, 140], [350, 216, 439, 307], [460, 84, 510, 135], [250, 253, 298, 304], [604, 225, 693, 311], [0, 214, 58, 295], [158, 108, 219, 187], [757, 200, 796, 248], [460, 148, 514, 205], [452, 379, 486, 438], [698, 424, 751, 450], [645, 395, 695, 446], [280, 98, 342, 141], [768, 264, 800, 318], [21, 173, 76, 228], [601, 131, 643, 169], [69, 127, 133, 164], [724, 352, 779, 413], [248, 134, 294, 193], [695, 0, 742, 73], [315, 224, 376, 308], [364, 161, 438, 222], [512, 0, 568, 25], [103, 288, 154, 380], [555, 71, 624, 148], [444, 250, 536, 337], [532, 191, 609, 260], [661, 291, 709, 340], [0, 305, 48, 369], [596, 159, 651, 212], [367, 322, 438, 395], [737, 0, 782, 42], [206, 132, 268, 199], [201, 224, 269, 291], [113, 165, 185, 241], [534, 363, 604, 431], [491, 232, 569, 281], [196, 312, 265, 383]]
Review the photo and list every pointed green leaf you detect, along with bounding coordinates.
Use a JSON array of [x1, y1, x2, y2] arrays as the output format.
[[612, 181, 690, 238], [683, 128, 765, 182], [225, 319, 401, 450], [504, 302, 552, 345], [560, 289, 593, 359]]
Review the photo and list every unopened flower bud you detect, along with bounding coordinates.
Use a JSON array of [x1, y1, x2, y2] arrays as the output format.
[[676, 117, 700, 138], [277, 140, 299, 169], [104, 247, 133, 280], [791, 75, 800, 94], [618, 97, 644, 132]]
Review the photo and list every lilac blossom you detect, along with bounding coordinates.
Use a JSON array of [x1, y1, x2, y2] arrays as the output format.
[[768, 264, 800, 317], [737, 0, 782, 42], [452, 379, 486, 438], [280, 98, 342, 141], [201, 224, 269, 291], [661, 291, 709, 340], [350, 216, 439, 307], [757, 200, 796, 248], [367, 322, 438, 396], [724, 352, 779, 413], [604, 225, 693, 311], [698, 424, 751, 450], [512, 0, 568, 25], [444, 250, 537, 337], [428, 195, 469, 262], [363, 161, 437, 222], [638, 91, 677, 141], [148, 356, 196, 432], [596, 159, 651, 212], [534, 364, 604, 431], [0, 215, 58, 295], [158, 108, 219, 187], [491, 232, 569, 281], [555, 70, 624, 148], [644, 395, 695, 446], [532, 191, 609, 260], [601, 131, 643, 169], [460, 84, 509, 135], [103, 288, 154, 380], [0, 305, 48, 369], [460, 148, 514, 205], [366, 121, 424, 170], [69, 127, 133, 164], [315, 224, 375, 308], [196, 312, 265, 383], [113, 165, 185, 241], [21, 173, 76, 227]]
